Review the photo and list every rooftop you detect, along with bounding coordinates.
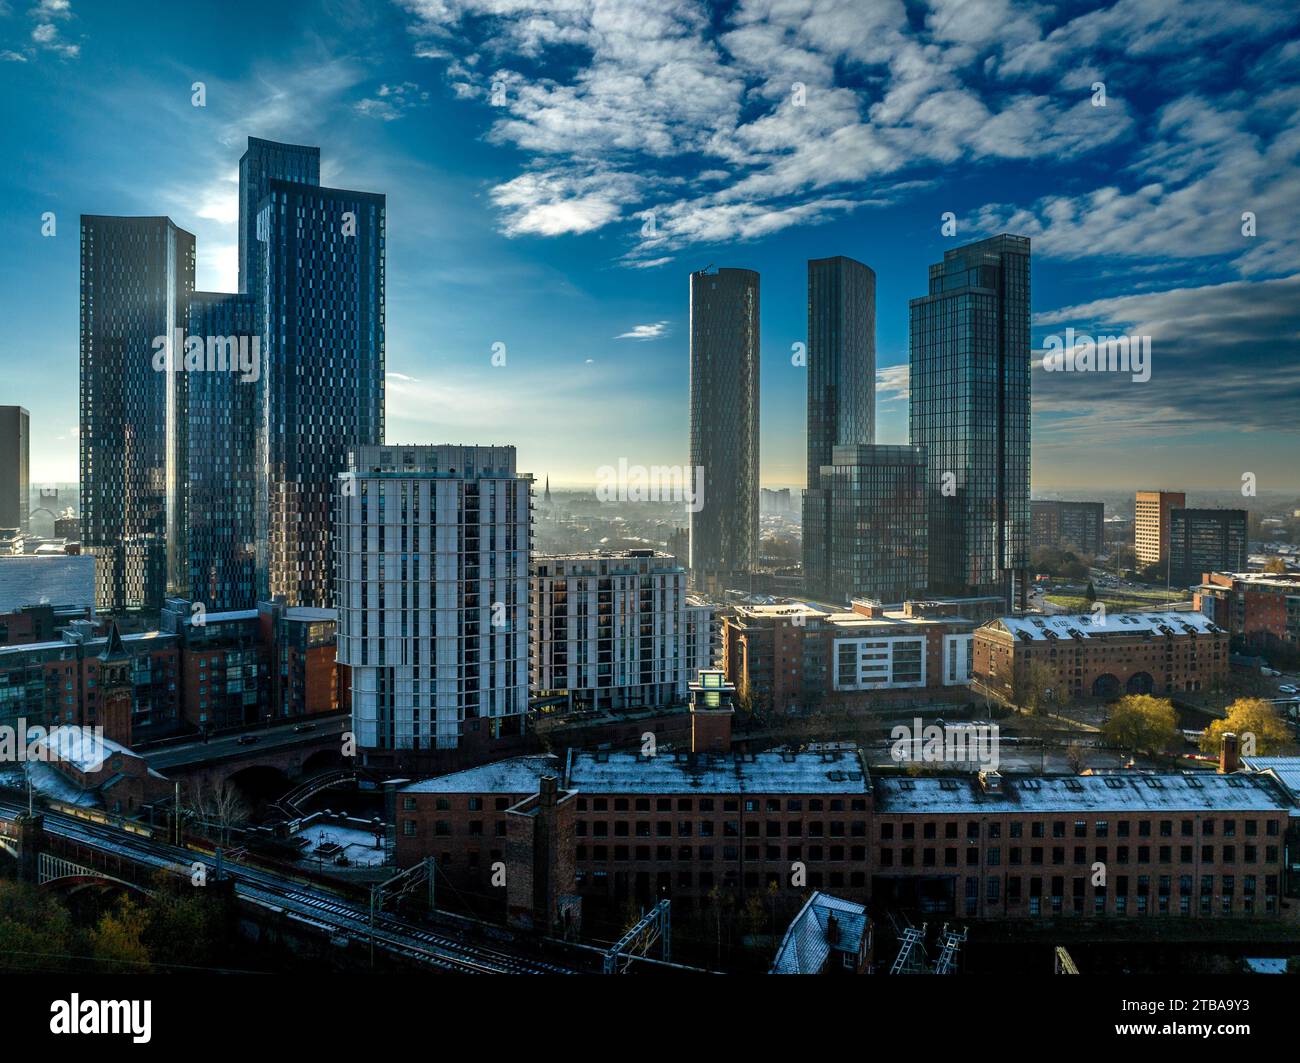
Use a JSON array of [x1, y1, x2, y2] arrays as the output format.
[[398, 754, 562, 795], [988, 611, 1222, 641], [874, 772, 1292, 815], [770, 892, 869, 975], [566, 748, 868, 795]]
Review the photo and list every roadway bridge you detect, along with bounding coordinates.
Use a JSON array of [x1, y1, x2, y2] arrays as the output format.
[[0, 797, 585, 974], [139, 714, 352, 793]]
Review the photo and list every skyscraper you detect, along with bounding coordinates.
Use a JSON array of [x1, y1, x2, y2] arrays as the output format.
[[1169, 508, 1247, 588], [0, 406, 28, 532], [254, 173, 386, 607], [689, 266, 759, 593], [802, 256, 876, 597], [814, 444, 928, 604], [184, 292, 260, 610], [80, 215, 195, 613], [336, 445, 531, 760], [238, 137, 320, 295], [1135, 489, 1185, 569], [909, 234, 1030, 603]]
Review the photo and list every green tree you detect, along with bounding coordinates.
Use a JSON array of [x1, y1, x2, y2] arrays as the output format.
[[0, 881, 76, 973], [1102, 695, 1179, 755]]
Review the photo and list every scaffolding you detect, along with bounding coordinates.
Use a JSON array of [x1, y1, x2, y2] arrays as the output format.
[[604, 899, 671, 974], [1054, 946, 1080, 974], [889, 922, 928, 974]]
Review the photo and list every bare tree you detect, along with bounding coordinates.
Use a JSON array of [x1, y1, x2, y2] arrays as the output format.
[[183, 778, 250, 846]]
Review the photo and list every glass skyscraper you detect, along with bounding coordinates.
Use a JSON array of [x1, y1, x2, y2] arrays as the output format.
[[802, 255, 876, 599], [80, 215, 195, 613], [238, 137, 320, 295], [255, 175, 386, 607], [184, 292, 260, 609], [909, 234, 1030, 602], [689, 266, 759, 593], [0, 406, 28, 532], [816, 444, 928, 605]]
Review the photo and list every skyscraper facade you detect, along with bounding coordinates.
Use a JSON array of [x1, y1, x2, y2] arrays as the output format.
[[1135, 489, 1185, 569], [816, 444, 928, 605], [802, 256, 876, 598], [531, 550, 694, 711], [255, 176, 386, 607], [184, 292, 260, 610], [238, 137, 320, 295], [80, 215, 195, 613], [1030, 499, 1105, 556], [0, 406, 29, 532], [688, 266, 759, 593], [1169, 508, 1248, 588], [336, 445, 531, 760], [909, 234, 1031, 602]]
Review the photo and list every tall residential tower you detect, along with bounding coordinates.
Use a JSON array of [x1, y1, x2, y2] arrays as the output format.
[[688, 266, 759, 593], [909, 234, 1031, 604], [80, 215, 195, 613]]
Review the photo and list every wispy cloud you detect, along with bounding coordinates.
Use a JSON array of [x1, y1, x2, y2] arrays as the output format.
[[615, 321, 670, 340]]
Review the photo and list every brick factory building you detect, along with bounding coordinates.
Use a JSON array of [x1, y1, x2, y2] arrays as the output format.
[[973, 610, 1227, 702], [721, 598, 979, 715], [392, 668, 1298, 930]]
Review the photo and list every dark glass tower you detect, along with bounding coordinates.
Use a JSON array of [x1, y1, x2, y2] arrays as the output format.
[[255, 177, 386, 607], [802, 256, 875, 598], [80, 215, 195, 613], [0, 406, 28, 531], [689, 266, 759, 593], [909, 234, 1030, 603], [1168, 508, 1247, 588], [184, 292, 260, 610], [816, 444, 928, 605], [238, 137, 320, 295]]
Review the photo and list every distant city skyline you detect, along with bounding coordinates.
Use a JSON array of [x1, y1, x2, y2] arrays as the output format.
[[2, 1, 1298, 492]]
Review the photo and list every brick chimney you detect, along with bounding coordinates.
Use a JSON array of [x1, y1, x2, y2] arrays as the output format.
[[689, 669, 735, 753], [1218, 732, 1240, 775]]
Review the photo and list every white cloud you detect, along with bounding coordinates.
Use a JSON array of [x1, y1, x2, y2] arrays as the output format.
[[615, 321, 669, 340]]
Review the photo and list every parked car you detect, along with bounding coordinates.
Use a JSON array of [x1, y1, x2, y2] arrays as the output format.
[[293, 723, 315, 733], [1279, 684, 1298, 695], [236, 734, 259, 745]]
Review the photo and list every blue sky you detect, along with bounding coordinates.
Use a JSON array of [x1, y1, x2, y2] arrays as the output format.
[[1, 0, 1297, 492]]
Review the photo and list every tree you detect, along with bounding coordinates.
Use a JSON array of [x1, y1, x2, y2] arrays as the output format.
[[1201, 698, 1292, 757], [1066, 741, 1088, 774], [1102, 695, 1179, 755], [1263, 557, 1288, 574], [1012, 660, 1058, 715], [90, 898, 151, 974], [1084, 581, 1098, 604], [183, 778, 250, 845], [0, 881, 76, 973]]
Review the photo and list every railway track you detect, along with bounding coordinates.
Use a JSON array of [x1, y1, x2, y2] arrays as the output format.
[[0, 798, 579, 975]]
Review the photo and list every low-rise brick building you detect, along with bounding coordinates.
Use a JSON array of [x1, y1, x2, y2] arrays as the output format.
[[722, 599, 977, 715], [973, 610, 1228, 702], [1195, 571, 1300, 666]]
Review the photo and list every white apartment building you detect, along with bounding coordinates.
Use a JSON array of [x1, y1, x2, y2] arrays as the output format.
[[336, 445, 531, 753], [531, 551, 710, 711]]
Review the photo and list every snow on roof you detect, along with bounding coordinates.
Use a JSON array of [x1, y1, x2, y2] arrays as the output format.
[[990, 610, 1222, 641], [30, 725, 134, 773], [874, 772, 1292, 815], [770, 892, 869, 975], [399, 754, 562, 794], [1242, 756, 1300, 805], [567, 748, 868, 795]]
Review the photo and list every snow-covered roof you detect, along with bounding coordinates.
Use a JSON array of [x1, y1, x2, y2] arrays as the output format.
[[1242, 756, 1300, 806], [988, 610, 1222, 641], [30, 725, 133, 773], [398, 754, 562, 794], [874, 772, 1292, 815], [770, 892, 869, 975], [567, 748, 868, 795]]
